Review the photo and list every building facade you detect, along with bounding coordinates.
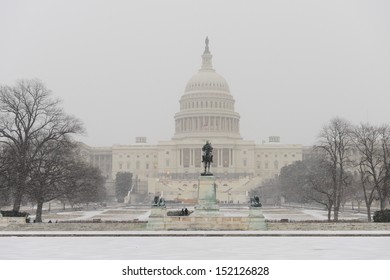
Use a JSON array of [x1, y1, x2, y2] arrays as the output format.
[[83, 38, 302, 202]]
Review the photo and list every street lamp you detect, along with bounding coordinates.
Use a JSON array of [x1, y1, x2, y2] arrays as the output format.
[[192, 184, 197, 202], [177, 193, 181, 203]]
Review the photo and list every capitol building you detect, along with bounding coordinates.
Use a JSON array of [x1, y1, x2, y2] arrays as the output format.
[[81, 38, 302, 203]]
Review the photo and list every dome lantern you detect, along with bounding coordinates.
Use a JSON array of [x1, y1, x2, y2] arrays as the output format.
[[201, 36, 213, 70]]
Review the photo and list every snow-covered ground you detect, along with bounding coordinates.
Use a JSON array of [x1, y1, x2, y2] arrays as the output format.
[[23, 206, 369, 222], [0, 236, 389, 259], [68, 210, 106, 220], [1, 207, 387, 260]]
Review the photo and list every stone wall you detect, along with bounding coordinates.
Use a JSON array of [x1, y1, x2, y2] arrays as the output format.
[[147, 208, 267, 231], [2, 221, 390, 231], [0, 217, 26, 226]]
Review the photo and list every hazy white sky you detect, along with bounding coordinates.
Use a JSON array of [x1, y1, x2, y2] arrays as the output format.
[[1, 0, 389, 147]]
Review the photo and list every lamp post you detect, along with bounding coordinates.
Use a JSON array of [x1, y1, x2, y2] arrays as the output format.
[[193, 185, 197, 202], [177, 193, 181, 203]]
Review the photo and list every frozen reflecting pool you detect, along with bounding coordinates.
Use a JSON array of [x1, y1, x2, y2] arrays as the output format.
[[1, 236, 390, 260]]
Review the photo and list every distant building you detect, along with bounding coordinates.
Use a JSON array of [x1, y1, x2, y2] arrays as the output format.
[[81, 38, 302, 202]]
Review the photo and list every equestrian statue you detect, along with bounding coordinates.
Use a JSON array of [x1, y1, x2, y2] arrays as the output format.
[[202, 141, 213, 175]]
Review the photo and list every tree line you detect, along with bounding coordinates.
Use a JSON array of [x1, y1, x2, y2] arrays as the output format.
[[256, 117, 390, 222], [0, 79, 106, 222]]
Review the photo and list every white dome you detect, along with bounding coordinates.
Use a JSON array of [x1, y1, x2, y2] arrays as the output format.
[[185, 70, 230, 93], [173, 37, 241, 140]]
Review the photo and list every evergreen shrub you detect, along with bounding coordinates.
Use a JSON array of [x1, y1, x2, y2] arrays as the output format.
[[0, 210, 30, 217], [373, 209, 390, 222]]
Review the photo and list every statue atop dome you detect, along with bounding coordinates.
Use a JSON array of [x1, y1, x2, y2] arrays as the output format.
[[201, 37, 213, 69], [204, 36, 210, 53]]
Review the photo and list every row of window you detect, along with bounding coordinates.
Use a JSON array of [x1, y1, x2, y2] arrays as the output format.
[[116, 160, 290, 170], [91, 155, 112, 161], [118, 162, 158, 170], [181, 100, 233, 110], [112, 152, 298, 160], [243, 159, 283, 169], [255, 161, 290, 169], [108, 153, 298, 158], [256, 153, 296, 158], [176, 116, 239, 133], [117, 154, 157, 159], [188, 82, 227, 89]]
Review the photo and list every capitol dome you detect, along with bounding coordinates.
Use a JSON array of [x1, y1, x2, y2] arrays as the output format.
[[184, 68, 230, 93], [173, 37, 241, 140]]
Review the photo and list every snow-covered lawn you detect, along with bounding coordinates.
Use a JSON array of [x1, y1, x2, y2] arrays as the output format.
[[18, 206, 370, 223], [1, 206, 389, 259], [3, 206, 383, 231]]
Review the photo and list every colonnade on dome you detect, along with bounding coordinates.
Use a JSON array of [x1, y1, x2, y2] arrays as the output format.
[[175, 116, 240, 135]]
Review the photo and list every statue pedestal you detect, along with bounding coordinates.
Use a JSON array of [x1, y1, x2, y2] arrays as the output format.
[[147, 207, 166, 230], [248, 207, 267, 230], [146, 174, 268, 231], [194, 175, 219, 216]]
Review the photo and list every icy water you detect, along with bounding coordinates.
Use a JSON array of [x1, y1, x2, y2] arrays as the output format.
[[1, 236, 389, 259]]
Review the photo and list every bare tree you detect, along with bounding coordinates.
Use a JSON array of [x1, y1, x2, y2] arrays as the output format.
[[351, 123, 384, 221], [0, 146, 18, 207], [27, 140, 77, 222], [0, 147, 7, 190], [305, 157, 335, 221], [0, 79, 84, 212], [274, 153, 337, 220], [63, 164, 106, 209], [345, 174, 364, 213], [317, 117, 352, 221], [27, 140, 106, 222], [378, 125, 390, 210], [0, 149, 10, 206]]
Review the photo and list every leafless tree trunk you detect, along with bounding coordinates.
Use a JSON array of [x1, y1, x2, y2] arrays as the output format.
[[359, 166, 376, 221], [327, 205, 332, 221], [35, 199, 44, 223]]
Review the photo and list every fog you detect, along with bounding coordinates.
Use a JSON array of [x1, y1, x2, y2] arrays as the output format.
[[1, 0, 389, 147]]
